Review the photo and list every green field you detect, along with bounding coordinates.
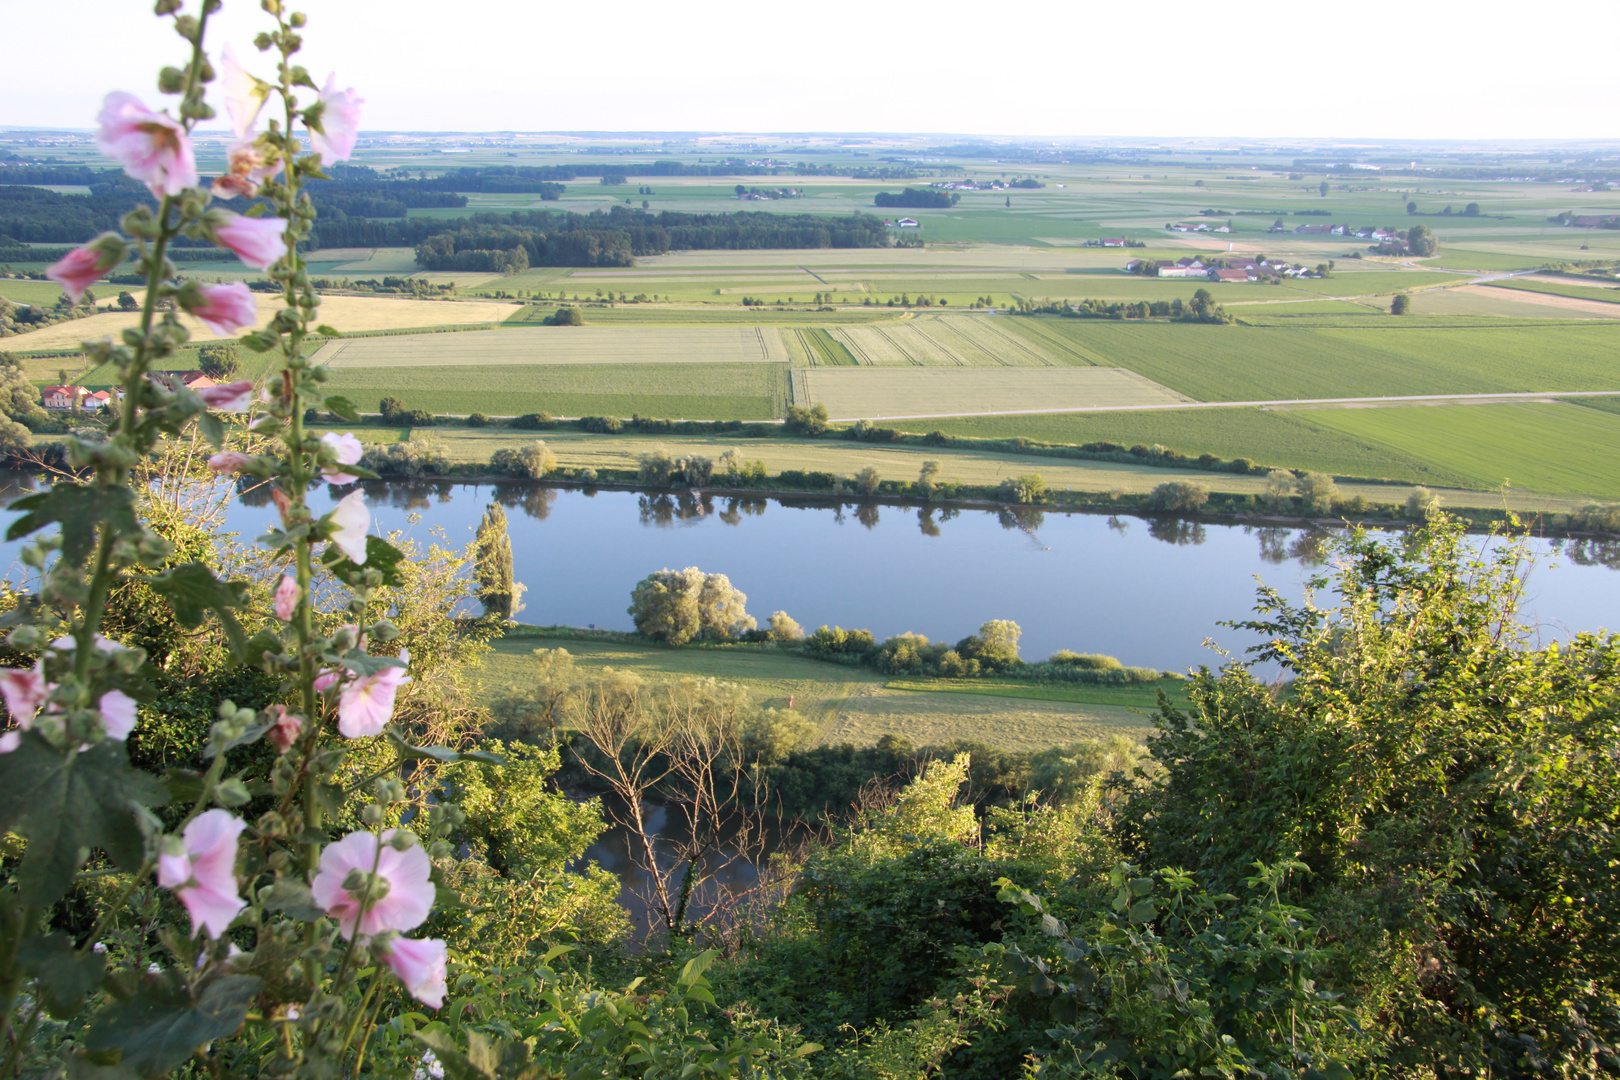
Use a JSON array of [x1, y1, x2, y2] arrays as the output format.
[[1486, 278, 1620, 305], [1021, 319, 1620, 402], [314, 325, 789, 368], [913, 407, 1472, 486], [1570, 395, 1620, 416], [0, 280, 67, 306], [798, 367, 1191, 418], [320, 361, 789, 419], [1307, 402, 1620, 499], [477, 634, 1153, 751], [884, 678, 1188, 710], [503, 304, 907, 326]]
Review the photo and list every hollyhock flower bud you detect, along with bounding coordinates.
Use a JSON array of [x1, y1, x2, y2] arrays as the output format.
[[271, 487, 291, 517], [185, 282, 258, 337], [328, 489, 370, 564], [97, 91, 198, 198], [309, 76, 364, 164], [266, 705, 302, 754], [45, 236, 125, 304], [156, 809, 247, 938], [207, 451, 255, 475], [337, 651, 410, 739], [311, 829, 433, 939], [379, 937, 447, 1008], [321, 432, 363, 485], [217, 45, 270, 139], [197, 380, 255, 412], [212, 213, 288, 272], [98, 689, 138, 741], [273, 575, 300, 621]]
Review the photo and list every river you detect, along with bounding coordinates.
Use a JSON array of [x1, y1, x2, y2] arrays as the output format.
[[0, 473, 1615, 668]]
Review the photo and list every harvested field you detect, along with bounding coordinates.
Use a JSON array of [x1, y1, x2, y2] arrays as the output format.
[[4, 296, 516, 352], [827, 315, 1069, 367], [799, 367, 1193, 418], [312, 325, 789, 368]]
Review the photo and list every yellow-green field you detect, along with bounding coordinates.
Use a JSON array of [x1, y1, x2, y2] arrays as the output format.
[[827, 315, 1070, 367], [796, 367, 1192, 418]]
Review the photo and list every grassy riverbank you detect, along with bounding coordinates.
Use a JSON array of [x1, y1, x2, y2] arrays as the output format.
[[476, 630, 1161, 752]]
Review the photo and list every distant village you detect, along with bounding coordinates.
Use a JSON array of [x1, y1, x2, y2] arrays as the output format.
[[1124, 255, 1326, 281], [38, 371, 217, 412]]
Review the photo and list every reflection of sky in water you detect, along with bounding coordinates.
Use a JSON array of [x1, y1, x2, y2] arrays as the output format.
[[0, 473, 1614, 673]]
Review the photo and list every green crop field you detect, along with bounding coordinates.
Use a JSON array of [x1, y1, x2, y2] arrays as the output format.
[[797, 367, 1191, 418], [1487, 278, 1620, 304], [826, 316, 1074, 367], [1017, 319, 1620, 402], [912, 407, 1472, 486], [312, 325, 789, 368], [319, 361, 788, 419], [1569, 395, 1620, 416], [475, 633, 1152, 750], [1306, 402, 1620, 499]]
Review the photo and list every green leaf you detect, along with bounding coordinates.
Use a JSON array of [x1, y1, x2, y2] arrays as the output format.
[[677, 950, 717, 987], [86, 975, 261, 1078], [147, 562, 245, 630], [64, 1055, 140, 1080], [322, 394, 359, 420], [0, 734, 167, 905], [1126, 899, 1157, 924], [792, 1043, 824, 1059], [6, 485, 139, 566], [315, 325, 342, 338], [19, 934, 105, 1020], [321, 535, 407, 588], [261, 878, 324, 921], [196, 411, 225, 449]]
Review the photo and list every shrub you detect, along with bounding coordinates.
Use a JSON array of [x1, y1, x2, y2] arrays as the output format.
[[1296, 471, 1340, 515], [578, 415, 622, 434], [465, 412, 489, 427], [627, 566, 755, 644], [1230, 457, 1254, 474], [997, 474, 1046, 504], [638, 448, 677, 485], [512, 412, 554, 430], [544, 305, 584, 325], [377, 394, 405, 422], [1262, 469, 1296, 511], [360, 438, 449, 477], [1048, 651, 1124, 670], [679, 453, 712, 487], [784, 402, 830, 436], [1146, 480, 1208, 513], [854, 465, 882, 496], [490, 440, 556, 479], [806, 625, 877, 657], [955, 619, 1022, 672]]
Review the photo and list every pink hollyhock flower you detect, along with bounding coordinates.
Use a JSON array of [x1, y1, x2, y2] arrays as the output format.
[[313, 669, 343, 695], [211, 138, 281, 200], [311, 829, 433, 938], [212, 213, 288, 271], [217, 45, 270, 139], [321, 432, 363, 485], [197, 380, 255, 412], [337, 652, 410, 739], [273, 575, 300, 621], [186, 282, 258, 337], [98, 690, 138, 741], [97, 91, 198, 198], [0, 663, 50, 724], [309, 76, 365, 164], [46, 243, 121, 304], [0, 732, 19, 754], [156, 809, 247, 938], [379, 937, 447, 1008], [271, 487, 291, 517], [266, 705, 302, 754], [207, 451, 255, 475], [328, 490, 370, 564]]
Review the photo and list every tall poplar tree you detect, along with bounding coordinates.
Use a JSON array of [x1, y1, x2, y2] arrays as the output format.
[[475, 504, 523, 620]]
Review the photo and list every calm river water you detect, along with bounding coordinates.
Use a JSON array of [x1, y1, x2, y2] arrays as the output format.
[[2, 473, 1611, 669]]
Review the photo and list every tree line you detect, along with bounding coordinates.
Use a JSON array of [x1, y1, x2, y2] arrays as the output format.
[[874, 187, 959, 208]]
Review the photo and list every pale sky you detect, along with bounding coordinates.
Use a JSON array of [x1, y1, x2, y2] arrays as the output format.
[[3, 0, 1617, 142]]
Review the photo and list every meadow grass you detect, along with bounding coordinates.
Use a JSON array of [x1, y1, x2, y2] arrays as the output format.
[[883, 677, 1188, 710], [1306, 402, 1620, 499], [474, 633, 1151, 750], [320, 361, 787, 419], [1568, 395, 1620, 416], [502, 304, 904, 326]]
